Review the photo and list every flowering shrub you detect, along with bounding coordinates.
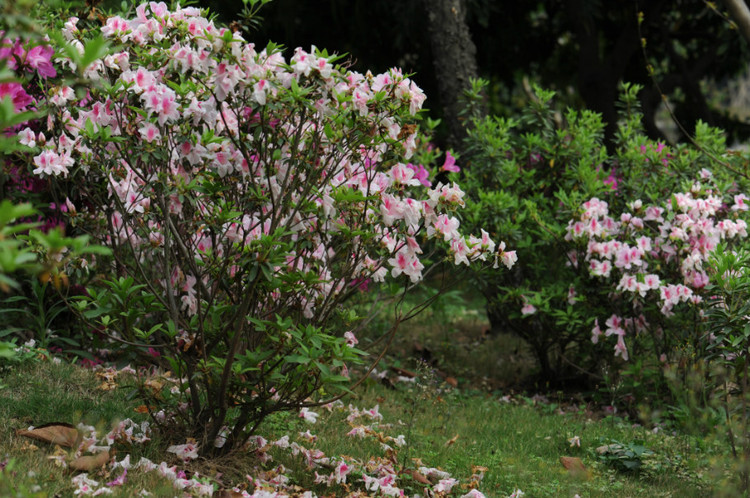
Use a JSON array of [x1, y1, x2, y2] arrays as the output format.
[[460, 80, 610, 380], [27, 3, 512, 453], [461, 80, 750, 393], [0, 20, 114, 360], [566, 171, 749, 363]]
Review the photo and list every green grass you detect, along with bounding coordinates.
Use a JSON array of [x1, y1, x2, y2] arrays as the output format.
[[286, 380, 723, 497], [0, 356, 731, 497], [0, 359, 176, 497]]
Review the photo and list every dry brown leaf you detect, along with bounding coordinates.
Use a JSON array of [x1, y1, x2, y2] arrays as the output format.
[[17, 423, 79, 448], [144, 379, 164, 392], [48, 446, 68, 467], [215, 490, 246, 498], [70, 450, 110, 471], [407, 469, 431, 485], [19, 441, 39, 451], [560, 456, 588, 478], [444, 434, 459, 447], [134, 405, 150, 414], [444, 377, 458, 388]]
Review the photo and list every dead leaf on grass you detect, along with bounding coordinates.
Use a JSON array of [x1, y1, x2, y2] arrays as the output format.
[[47, 446, 68, 468], [216, 491, 246, 498], [560, 456, 588, 478], [134, 405, 152, 414], [406, 469, 431, 485], [95, 370, 118, 391], [17, 423, 79, 448], [70, 450, 110, 471], [472, 465, 489, 474], [19, 441, 39, 451], [444, 434, 459, 447]]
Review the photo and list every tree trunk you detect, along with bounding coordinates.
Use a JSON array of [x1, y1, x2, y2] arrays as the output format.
[[723, 0, 750, 46], [423, 0, 480, 150]]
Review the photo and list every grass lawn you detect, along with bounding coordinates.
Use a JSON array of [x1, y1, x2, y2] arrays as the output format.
[[0, 355, 733, 497]]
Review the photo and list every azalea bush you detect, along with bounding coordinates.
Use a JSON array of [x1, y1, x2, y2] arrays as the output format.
[[0, 12, 112, 360], [561, 86, 750, 410], [460, 80, 611, 381], [461, 80, 750, 393], [567, 171, 749, 366], [21, 3, 513, 454]]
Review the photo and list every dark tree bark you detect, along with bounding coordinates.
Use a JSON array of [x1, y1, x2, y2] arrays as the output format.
[[565, 0, 653, 145], [423, 0, 480, 150]]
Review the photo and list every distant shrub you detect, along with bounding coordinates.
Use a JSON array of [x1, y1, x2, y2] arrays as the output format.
[[461, 80, 750, 391]]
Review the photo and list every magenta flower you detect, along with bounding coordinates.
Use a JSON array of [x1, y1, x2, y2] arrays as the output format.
[[0, 82, 32, 111], [441, 151, 460, 173], [0, 38, 22, 69], [406, 163, 430, 187], [25, 45, 56, 78], [603, 168, 618, 191], [106, 469, 127, 487]]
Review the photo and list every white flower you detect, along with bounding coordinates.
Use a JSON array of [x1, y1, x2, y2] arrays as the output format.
[[299, 407, 319, 423], [166, 442, 199, 461]]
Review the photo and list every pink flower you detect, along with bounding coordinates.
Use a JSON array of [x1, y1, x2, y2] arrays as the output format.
[[520, 301, 537, 316], [733, 194, 749, 212], [380, 194, 404, 226], [604, 168, 618, 191], [461, 491, 486, 498], [344, 331, 358, 347], [139, 122, 161, 142], [0, 82, 32, 111], [435, 478, 458, 493], [106, 469, 127, 487], [17, 127, 37, 147], [429, 214, 460, 241], [567, 285, 576, 305], [388, 249, 424, 282], [406, 163, 430, 187], [334, 460, 351, 483], [390, 162, 422, 187], [605, 314, 624, 337], [25, 44, 57, 78], [32, 149, 74, 177], [614, 335, 629, 361], [441, 151, 460, 173], [167, 442, 199, 462], [500, 249, 517, 269], [299, 407, 319, 423], [591, 319, 602, 344]]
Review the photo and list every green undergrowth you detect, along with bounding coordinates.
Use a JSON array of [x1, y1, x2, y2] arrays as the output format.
[[363, 283, 537, 392], [0, 357, 734, 497]]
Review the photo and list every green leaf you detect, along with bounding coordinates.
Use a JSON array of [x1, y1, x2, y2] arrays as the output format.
[[80, 36, 111, 73], [285, 355, 311, 364]]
